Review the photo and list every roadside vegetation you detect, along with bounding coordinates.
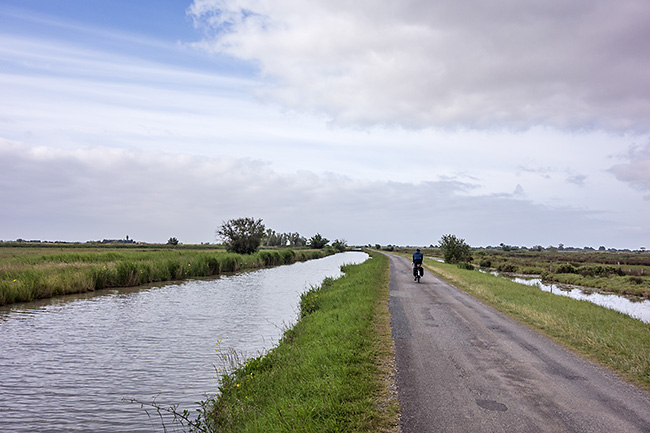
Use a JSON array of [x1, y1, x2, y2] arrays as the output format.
[[181, 251, 398, 433], [0, 243, 332, 306], [412, 256, 650, 391]]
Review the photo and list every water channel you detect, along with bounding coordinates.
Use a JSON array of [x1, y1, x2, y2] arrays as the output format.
[[0, 251, 369, 433], [491, 272, 650, 324]]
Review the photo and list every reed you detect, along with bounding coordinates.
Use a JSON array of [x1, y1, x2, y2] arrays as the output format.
[[0, 246, 331, 306]]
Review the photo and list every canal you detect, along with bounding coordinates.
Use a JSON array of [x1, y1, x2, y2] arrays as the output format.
[[0, 251, 369, 432]]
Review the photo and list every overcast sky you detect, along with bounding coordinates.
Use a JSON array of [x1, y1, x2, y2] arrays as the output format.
[[1, 0, 649, 249]]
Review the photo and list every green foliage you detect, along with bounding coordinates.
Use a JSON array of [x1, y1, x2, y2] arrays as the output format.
[[457, 262, 474, 270], [217, 217, 266, 255], [331, 239, 347, 252], [262, 230, 307, 247], [308, 233, 329, 249], [202, 252, 399, 432], [479, 259, 492, 268], [167, 237, 179, 246], [439, 234, 472, 264]]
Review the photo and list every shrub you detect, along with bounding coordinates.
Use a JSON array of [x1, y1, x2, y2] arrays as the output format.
[[497, 263, 518, 273], [439, 234, 472, 264]]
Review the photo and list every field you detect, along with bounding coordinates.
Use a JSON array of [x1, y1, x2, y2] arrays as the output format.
[[392, 246, 650, 298], [0, 242, 330, 306]]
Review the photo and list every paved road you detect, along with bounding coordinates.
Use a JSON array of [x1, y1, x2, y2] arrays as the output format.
[[387, 253, 650, 433]]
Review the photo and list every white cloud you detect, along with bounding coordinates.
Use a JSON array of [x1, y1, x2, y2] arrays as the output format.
[[608, 143, 650, 198], [189, 0, 650, 131], [1, 139, 639, 248]]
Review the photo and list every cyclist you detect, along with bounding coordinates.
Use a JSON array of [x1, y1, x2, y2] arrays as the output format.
[[412, 248, 424, 280]]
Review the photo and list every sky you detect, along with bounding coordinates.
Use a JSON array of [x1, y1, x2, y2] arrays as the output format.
[[1, 0, 649, 249]]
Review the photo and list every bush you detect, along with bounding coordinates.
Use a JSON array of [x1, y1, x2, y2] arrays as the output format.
[[439, 234, 472, 264], [309, 233, 329, 249], [497, 263, 518, 273]]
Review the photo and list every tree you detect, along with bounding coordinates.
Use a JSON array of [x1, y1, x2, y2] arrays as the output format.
[[309, 233, 329, 249], [331, 239, 347, 252], [167, 237, 179, 246], [217, 217, 266, 254], [439, 234, 472, 264]]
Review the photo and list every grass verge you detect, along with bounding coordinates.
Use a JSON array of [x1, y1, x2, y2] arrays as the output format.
[[200, 251, 399, 433], [420, 257, 650, 392]]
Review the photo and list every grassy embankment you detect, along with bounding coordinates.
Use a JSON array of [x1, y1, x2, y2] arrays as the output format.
[[0, 244, 330, 306], [415, 256, 650, 392], [196, 251, 399, 433]]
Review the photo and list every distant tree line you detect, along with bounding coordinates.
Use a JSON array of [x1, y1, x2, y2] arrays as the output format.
[[217, 218, 344, 255]]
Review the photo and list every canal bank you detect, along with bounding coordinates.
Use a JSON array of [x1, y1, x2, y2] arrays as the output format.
[[0, 251, 371, 432], [199, 251, 399, 432]]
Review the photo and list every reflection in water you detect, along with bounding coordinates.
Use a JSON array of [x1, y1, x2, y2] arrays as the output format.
[[492, 272, 650, 324], [0, 252, 368, 433]]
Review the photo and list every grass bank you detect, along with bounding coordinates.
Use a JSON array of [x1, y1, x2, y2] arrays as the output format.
[[197, 251, 399, 433], [0, 246, 331, 306], [419, 257, 650, 392]]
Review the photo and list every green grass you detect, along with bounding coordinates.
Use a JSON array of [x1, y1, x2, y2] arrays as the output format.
[[200, 251, 399, 433], [420, 257, 650, 392], [0, 245, 330, 306]]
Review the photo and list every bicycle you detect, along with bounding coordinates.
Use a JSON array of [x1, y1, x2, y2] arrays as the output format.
[[413, 262, 424, 283]]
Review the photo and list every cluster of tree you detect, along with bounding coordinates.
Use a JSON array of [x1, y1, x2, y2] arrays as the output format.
[[217, 218, 343, 255], [261, 229, 307, 247]]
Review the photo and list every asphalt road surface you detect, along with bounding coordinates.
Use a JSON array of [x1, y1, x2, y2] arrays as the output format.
[[387, 253, 650, 433]]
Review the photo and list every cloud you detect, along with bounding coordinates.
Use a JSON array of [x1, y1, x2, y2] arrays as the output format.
[[1, 139, 630, 247], [608, 143, 650, 198], [513, 184, 525, 196], [566, 174, 587, 186], [188, 0, 650, 131]]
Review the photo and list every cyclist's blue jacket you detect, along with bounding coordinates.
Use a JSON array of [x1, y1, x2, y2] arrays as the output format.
[[412, 252, 424, 264]]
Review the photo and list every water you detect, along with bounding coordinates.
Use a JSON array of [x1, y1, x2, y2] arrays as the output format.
[[0, 252, 369, 433], [492, 272, 650, 324]]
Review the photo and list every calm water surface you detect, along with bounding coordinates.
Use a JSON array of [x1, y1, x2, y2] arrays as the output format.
[[0, 252, 368, 432]]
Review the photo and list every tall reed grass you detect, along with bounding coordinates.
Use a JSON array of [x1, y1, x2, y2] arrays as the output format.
[[0, 247, 330, 306]]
